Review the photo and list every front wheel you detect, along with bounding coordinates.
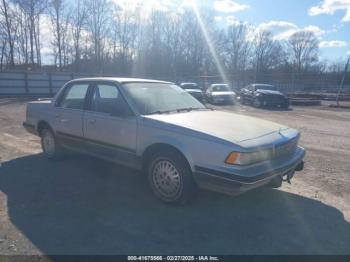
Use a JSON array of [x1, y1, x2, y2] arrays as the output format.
[[147, 150, 196, 204], [253, 97, 263, 108]]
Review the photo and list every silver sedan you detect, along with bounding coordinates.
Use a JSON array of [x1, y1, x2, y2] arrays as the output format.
[[23, 78, 305, 204]]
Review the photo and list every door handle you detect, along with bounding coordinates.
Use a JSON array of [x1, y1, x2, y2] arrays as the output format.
[[60, 119, 68, 123], [88, 119, 96, 124]]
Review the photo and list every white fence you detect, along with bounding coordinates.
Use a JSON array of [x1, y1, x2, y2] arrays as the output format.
[[0, 71, 98, 97], [0, 71, 349, 96]]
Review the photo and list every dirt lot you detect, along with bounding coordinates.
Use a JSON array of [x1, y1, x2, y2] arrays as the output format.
[[0, 98, 350, 255]]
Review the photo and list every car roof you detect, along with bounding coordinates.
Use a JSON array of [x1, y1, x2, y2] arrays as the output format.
[[251, 83, 274, 87], [210, 83, 229, 87], [180, 82, 198, 85], [68, 77, 172, 84]]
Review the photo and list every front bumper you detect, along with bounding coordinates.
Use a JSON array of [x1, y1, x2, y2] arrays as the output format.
[[212, 95, 235, 104], [260, 96, 289, 106], [194, 147, 305, 196]]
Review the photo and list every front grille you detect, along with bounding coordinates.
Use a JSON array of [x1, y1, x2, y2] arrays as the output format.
[[274, 138, 298, 158], [215, 95, 231, 100], [265, 95, 284, 103]]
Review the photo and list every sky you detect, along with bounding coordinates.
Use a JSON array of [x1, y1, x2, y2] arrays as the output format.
[[207, 0, 350, 62], [110, 0, 349, 62], [40, 0, 350, 64]]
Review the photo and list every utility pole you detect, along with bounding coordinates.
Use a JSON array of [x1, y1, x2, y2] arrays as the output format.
[[336, 56, 350, 107]]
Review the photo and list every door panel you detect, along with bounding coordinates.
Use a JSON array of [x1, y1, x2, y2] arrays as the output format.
[[83, 112, 137, 153], [54, 83, 89, 150], [54, 108, 84, 137], [83, 83, 139, 167]]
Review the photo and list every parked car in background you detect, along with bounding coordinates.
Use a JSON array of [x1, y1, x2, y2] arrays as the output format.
[[206, 84, 236, 104], [240, 84, 289, 109], [23, 78, 304, 204], [180, 82, 205, 102]]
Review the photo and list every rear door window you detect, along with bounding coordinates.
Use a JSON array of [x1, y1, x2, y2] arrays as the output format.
[[59, 84, 89, 110]]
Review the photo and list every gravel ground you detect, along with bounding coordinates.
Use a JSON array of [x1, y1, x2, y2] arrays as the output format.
[[0, 98, 350, 255]]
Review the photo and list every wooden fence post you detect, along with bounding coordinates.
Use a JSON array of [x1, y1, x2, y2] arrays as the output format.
[[24, 72, 29, 96], [48, 72, 53, 96]]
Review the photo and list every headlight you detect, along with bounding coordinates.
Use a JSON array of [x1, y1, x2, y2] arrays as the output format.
[[225, 150, 272, 165]]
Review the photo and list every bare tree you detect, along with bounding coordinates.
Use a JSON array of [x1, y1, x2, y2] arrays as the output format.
[[13, 0, 47, 67], [70, 0, 87, 71], [49, 0, 64, 69], [111, 6, 139, 74], [224, 23, 251, 73], [252, 30, 285, 76], [289, 31, 319, 73], [0, 0, 16, 67], [86, 0, 111, 72]]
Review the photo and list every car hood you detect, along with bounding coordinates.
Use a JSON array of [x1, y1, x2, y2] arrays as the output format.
[[143, 110, 294, 147], [256, 89, 284, 96], [185, 89, 203, 93], [212, 91, 236, 96]]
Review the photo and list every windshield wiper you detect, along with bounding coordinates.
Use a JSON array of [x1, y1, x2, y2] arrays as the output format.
[[176, 107, 211, 112], [148, 110, 174, 115], [148, 107, 210, 115]]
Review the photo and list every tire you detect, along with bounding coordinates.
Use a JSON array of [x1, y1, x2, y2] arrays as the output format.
[[147, 150, 197, 204], [267, 176, 282, 188], [40, 128, 63, 159], [240, 96, 245, 104], [253, 97, 262, 108], [281, 101, 289, 109]]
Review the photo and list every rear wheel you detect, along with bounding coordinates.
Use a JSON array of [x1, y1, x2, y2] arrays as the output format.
[[147, 150, 196, 204], [40, 128, 62, 159], [281, 101, 289, 109]]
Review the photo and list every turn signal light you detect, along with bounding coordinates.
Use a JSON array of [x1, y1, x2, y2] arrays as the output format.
[[225, 152, 240, 164]]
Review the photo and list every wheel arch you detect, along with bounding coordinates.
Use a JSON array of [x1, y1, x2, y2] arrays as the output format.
[[142, 143, 195, 172], [37, 120, 54, 136]]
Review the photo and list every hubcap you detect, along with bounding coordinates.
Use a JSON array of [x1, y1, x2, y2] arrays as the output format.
[[152, 160, 181, 199], [42, 131, 55, 156], [254, 99, 261, 107]]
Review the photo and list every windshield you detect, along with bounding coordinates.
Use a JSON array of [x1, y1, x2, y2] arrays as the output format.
[[255, 85, 277, 91], [212, 85, 229, 92], [122, 82, 206, 115]]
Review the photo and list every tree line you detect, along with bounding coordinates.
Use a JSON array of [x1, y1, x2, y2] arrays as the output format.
[[0, 0, 348, 83]]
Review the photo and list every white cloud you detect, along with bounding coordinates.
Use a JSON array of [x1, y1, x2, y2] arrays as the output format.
[[214, 16, 224, 22], [213, 0, 249, 13], [347, 50, 350, 55], [320, 40, 348, 48], [256, 20, 326, 40], [226, 15, 240, 26], [110, 0, 171, 12], [259, 20, 298, 31], [303, 25, 326, 37], [309, 0, 350, 22]]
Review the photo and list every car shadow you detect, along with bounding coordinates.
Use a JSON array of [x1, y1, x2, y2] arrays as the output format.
[[259, 106, 293, 112], [0, 154, 350, 255]]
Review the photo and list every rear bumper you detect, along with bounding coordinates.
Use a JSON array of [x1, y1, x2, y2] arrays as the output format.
[[22, 122, 37, 135], [194, 147, 305, 196]]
